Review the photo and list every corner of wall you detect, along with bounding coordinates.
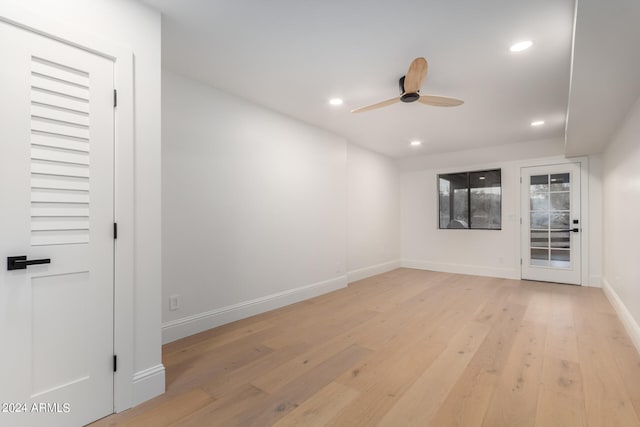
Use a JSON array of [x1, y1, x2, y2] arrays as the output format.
[[586, 275, 602, 287], [132, 364, 166, 407], [400, 259, 520, 280], [161, 275, 348, 344], [347, 259, 401, 283], [602, 277, 640, 354]]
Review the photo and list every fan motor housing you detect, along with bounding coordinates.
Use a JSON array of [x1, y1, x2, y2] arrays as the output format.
[[399, 76, 420, 103], [400, 92, 420, 103]]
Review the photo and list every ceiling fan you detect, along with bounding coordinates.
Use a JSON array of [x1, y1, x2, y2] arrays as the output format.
[[351, 57, 464, 113]]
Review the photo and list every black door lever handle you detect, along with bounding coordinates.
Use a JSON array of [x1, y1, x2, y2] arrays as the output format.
[[7, 256, 51, 271]]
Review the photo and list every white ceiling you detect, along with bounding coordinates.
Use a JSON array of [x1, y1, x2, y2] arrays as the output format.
[[565, 0, 640, 157], [142, 0, 575, 158]]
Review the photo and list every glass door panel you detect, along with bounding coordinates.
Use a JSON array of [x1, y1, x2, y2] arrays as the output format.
[[528, 173, 571, 269], [521, 163, 581, 285]]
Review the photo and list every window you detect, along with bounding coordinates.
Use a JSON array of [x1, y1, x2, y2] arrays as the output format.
[[438, 169, 501, 229]]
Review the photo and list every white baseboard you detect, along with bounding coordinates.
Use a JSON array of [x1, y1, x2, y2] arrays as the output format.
[[162, 275, 348, 344], [602, 278, 640, 354], [132, 364, 165, 407], [347, 259, 401, 283], [401, 259, 519, 280]]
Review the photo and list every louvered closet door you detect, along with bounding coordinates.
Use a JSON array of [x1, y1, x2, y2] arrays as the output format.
[[0, 20, 114, 427]]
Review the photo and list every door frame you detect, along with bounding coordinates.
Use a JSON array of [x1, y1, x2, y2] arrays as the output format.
[[0, 5, 136, 412], [518, 156, 590, 286]]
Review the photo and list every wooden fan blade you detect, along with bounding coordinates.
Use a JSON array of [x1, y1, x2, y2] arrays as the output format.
[[351, 96, 401, 113], [418, 95, 464, 107], [404, 57, 428, 94]]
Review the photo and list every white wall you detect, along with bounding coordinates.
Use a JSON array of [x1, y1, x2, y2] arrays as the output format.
[[162, 70, 348, 342], [587, 154, 603, 286], [399, 138, 565, 171], [400, 159, 522, 279], [602, 96, 640, 351], [399, 141, 602, 285], [162, 70, 402, 343], [9, 0, 163, 407], [347, 144, 401, 282]]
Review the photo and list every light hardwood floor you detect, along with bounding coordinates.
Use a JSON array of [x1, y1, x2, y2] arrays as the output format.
[[91, 268, 640, 426]]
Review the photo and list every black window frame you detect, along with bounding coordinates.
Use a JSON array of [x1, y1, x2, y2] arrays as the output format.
[[438, 168, 502, 230]]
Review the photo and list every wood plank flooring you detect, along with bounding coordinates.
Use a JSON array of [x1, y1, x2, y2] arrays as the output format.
[[90, 268, 640, 427]]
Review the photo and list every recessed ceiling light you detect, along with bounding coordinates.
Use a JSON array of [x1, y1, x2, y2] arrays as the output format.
[[479, 176, 486, 180], [329, 98, 343, 106], [410, 140, 422, 147], [510, 40, 533, 52], [530, 120, 545, 126]]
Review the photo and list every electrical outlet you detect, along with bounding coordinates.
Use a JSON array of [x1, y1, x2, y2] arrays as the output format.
[[169, 294, 180, 311]]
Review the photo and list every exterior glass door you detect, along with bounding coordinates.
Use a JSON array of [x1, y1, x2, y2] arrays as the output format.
[[521, 163, 581, 285]]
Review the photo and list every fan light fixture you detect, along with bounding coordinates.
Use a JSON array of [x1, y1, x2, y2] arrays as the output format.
[[510, 40, 533, 52], [351, 57, 464, 113], [329, 98, 343, 106]]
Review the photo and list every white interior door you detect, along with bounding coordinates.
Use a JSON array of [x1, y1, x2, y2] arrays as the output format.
[[0, 20, 115, 427], [520, 163, 581, 285]]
